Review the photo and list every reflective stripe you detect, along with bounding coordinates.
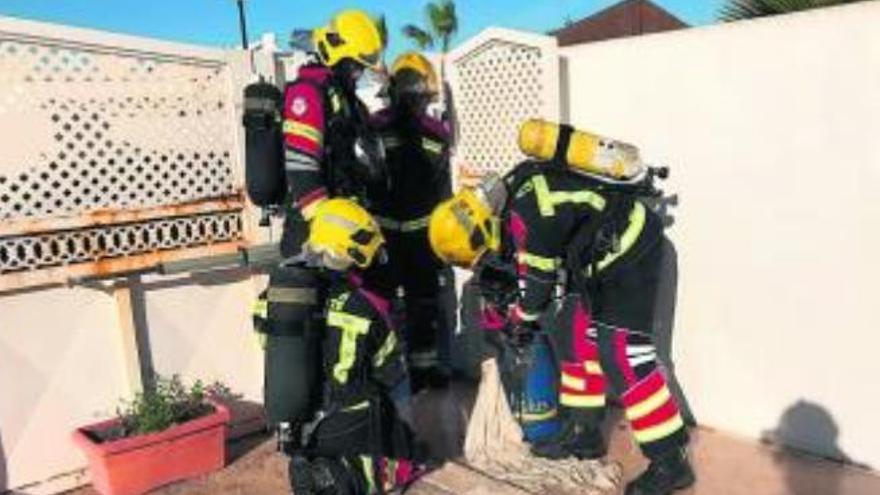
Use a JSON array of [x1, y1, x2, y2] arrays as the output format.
[[517, 251, 558, 272], [625, 386, 671, 421], [410, 350, 439, 368], [285, 152, 321, 172], [373, 214, 431, 233], [628, 353, 657, 368], [402, 217, 430, 232], [584, 360, 603, 375], [520, 408, 558, 422], [422, 137, 443, 155], [267, 287, 318, 305], [634, 414, 685, 444], [513, 305, 540, 322], [360, 456, 376, 494], [532, 175, 555, 216], [327, 311, 371, 384], [532, 175, 606, 217], [561, 373, 586, 391], [343, 400, 370, 412], [252, 299, 268, 318], [383, 136, 403, 149], [283, 120, 323, 144], [373, 331, 398, 368], [560, 392, 606, 408], [595, 202, 647, 272]]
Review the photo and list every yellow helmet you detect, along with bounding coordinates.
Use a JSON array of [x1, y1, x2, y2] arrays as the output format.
[[305, 198, 385, 271], [313, 10, 384, 70], [429, 188, 501, 268], [391, 51, 439, 97]]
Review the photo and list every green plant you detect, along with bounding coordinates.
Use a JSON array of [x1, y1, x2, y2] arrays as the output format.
[[719, 0, 872, 21], [101, 375, 231, 441]]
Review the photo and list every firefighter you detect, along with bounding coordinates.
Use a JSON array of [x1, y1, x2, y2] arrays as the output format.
[[366, 52, 454, 392], [291, 198, 423, 495], [428, 164, 695, 495], [282, 8, 388, 256], [258, 8, 389, 471]]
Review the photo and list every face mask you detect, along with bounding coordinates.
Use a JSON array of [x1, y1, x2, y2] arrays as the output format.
[[355, 67, 390, 115]]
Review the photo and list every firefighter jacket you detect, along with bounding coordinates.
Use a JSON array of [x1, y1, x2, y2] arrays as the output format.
[[322, 275, 407, 408], [505, 164, 663, 324]]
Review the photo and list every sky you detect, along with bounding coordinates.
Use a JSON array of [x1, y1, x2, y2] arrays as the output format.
[[0, 1, 726, 58]]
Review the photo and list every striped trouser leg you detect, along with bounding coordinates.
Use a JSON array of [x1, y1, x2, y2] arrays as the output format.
[[597, 323, 688, 458], [559, 300, 606, 413]]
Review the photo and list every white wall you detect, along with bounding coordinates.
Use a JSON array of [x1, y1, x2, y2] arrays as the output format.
[[0, 17, 269, 494], [562, 3, 880, 467]]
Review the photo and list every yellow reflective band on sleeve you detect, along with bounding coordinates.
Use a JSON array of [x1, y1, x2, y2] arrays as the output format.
[[517, 251, 558, 272], [342, 400, 371, 412], [584, 360, 603, 375], [625, 385, 671, 421], [360, 456, 376, 494], [327, 311, 372, 384], [560, 392, 606, 408], [422, 137, 444, 155], [283, 120, 324, 144], [520, 408, 559, 422], [634, 414, 685, 444], [252, 299, 268, 318], [595, 202, 646, 272], [372, 331, 398, 368], [531, 175, 607, 217], [561, 373, 586, 391]]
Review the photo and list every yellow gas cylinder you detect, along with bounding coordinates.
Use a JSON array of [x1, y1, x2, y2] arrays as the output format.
[[518, 119, 644, 180]]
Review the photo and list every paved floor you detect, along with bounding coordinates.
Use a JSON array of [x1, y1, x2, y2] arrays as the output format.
[[66, 383, 880, 495]]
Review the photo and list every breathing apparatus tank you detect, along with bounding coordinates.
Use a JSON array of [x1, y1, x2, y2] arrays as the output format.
[[499, 332, 562, 443], [242, 80, 285, 207], [518, 119, 645, 181]]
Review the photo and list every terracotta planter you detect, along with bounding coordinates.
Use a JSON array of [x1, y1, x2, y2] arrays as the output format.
[[72, 401, 230, 495]]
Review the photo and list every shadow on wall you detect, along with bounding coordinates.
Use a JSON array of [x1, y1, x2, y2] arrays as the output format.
[[762, 400, 868, 495], [1, 429, 7, 493]]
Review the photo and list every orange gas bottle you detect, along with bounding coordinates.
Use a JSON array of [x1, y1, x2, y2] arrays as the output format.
[[518, 119, 645, 181]]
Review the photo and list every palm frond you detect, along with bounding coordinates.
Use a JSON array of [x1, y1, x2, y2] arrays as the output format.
[[719, 0, 870, 22], [426, 0, 458, 52], [375, 15, 389, 49], [402, 24, 435, 50]]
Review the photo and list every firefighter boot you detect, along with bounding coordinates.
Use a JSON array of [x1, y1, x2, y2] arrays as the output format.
[[624, 447, 695, 495], [530, 408, 606, 460]]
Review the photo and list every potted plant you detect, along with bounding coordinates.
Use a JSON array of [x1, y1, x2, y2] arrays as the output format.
[[72, 375, 231, 495]]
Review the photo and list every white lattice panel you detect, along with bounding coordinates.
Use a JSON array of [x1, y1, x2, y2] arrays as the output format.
[[448, 28, 560, 186], [0, 17, 247, 287]]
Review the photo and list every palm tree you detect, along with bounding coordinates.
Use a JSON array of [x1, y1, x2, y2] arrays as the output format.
[[719, 0, 871, 22], [402, 0, 459, 81]]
